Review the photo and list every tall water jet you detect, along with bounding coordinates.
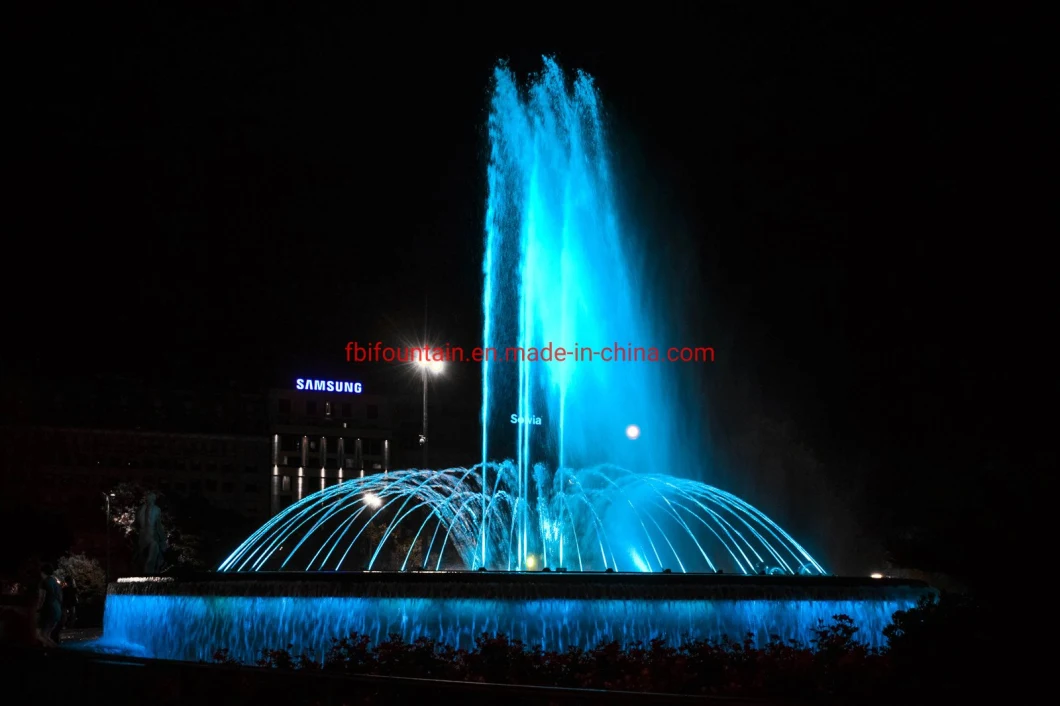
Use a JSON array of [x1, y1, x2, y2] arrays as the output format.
[[482, 59, 679, 569], [212, 58, 825, 577]]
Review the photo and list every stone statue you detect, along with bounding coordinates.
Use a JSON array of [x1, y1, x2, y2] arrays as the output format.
[[133, 492, 167, 575]]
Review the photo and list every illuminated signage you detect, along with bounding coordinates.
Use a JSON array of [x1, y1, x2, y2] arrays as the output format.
[[510, 413, 542, 425], [296, 378, 363, 393]]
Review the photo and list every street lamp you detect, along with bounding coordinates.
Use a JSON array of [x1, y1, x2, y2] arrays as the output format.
[[102, 492, 115, 584], [417, 357, 444, 469]]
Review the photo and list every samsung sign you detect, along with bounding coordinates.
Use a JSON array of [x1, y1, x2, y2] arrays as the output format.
[[296, 378, 363, 394]]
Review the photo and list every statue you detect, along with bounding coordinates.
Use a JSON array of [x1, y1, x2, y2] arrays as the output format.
[[133, 492, 167, 575]]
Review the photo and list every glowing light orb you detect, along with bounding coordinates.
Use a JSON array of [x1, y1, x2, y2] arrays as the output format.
[[363, 492, 383, 508], [625, 424, 640, 440], [418, 358, 445, 374]]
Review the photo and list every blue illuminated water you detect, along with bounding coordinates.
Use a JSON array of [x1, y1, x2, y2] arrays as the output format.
[[96, 578, 928, 663], [211, 60, 826, 577], [482, 59, 682, 569], [217, 463, 822, 575]]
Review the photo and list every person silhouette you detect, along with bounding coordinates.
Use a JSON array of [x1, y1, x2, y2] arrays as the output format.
[[37, 564, 62, 647], [61, 574, 79, 630]]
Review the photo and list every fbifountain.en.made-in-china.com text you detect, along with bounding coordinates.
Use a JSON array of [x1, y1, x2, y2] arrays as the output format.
[[345, 341, 715, 364]]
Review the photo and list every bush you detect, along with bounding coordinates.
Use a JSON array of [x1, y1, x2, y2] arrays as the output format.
[[57, 553, 106, 605], [205, 598, 987, 697], [883, 592, 989, 693], [57, 553, 107, 625], [207, 616, 892, 698]]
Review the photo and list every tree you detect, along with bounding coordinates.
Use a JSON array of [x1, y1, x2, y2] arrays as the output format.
[[106, 482, 203, 571], [364, 520, 426, 570], [57, 553, 106, 604], [163, 491, 259, 570], [105, 481, 260, 572], [107, 482, 169, 540]]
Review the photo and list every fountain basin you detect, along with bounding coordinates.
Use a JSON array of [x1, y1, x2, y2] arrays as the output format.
[[99, 572, 932, 663]]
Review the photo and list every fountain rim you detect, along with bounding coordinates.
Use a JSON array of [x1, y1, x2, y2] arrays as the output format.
[[145, 570, 923, 583], [108, 570, 930, 595]]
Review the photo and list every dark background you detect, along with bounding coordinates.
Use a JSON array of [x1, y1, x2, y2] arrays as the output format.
[[6, 5, 1048, 589]]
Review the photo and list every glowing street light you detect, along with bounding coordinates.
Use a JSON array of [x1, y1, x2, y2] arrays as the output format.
[[102, 491, 116, 584], [870, 573, 883, 579], [417, 355, 445, 469], [418, 358, 445, 374]]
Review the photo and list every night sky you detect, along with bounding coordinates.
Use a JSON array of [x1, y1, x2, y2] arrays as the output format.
[[7, 5, 1047, 580]]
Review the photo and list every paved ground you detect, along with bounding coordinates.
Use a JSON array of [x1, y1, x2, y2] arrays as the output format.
[[59, 627, 102, 643], [4, 646, 783, 705]]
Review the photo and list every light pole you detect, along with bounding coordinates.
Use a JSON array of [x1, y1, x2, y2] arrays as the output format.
[[417, 358, 444, 469], [102, 492, 115, 584]]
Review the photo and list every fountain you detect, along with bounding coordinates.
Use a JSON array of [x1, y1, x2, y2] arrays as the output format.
[[93, 58, 932, 663]]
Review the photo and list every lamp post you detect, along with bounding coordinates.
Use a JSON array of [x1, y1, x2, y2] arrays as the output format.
[[417, 358, 444, 469], [102, 492, 115, 584]]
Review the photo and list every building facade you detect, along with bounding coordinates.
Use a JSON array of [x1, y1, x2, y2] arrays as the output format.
[[267, 380, 395, 514], [0, 374, 272, 544], [0, 373, 479, 526], [0, 425, 271, 520], [264, 376, 481, 513]]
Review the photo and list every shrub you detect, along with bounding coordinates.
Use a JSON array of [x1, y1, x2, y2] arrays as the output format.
[[884, 592, 988, 693], [209, 615, 894, 698], [206, 602, 985, 697], [57, 553, 106, 604]]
